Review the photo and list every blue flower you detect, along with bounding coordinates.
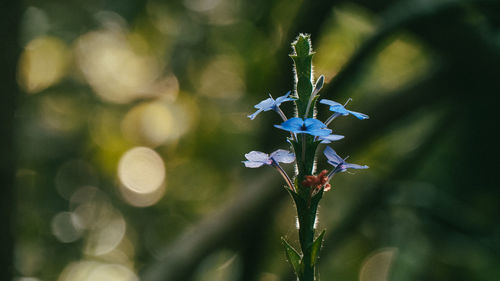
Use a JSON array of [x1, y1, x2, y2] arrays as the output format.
[[318, 134, 344, 144], [320, 99, 369, 120], [274, 117, 332, 137], [323, 146, 368, 174], [248, 91, 294, 120], [243, 149, 295, 168]]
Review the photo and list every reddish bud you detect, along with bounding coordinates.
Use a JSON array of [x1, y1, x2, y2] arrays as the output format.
[[302, 169, 331, 192]]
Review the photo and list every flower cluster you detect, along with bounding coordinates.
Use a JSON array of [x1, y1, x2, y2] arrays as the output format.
[[242, 34, 370, 281], [243, 77, 369, 194]]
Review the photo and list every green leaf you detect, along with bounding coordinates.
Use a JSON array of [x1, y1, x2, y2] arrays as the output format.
[[310, 185, 324, 209], [310, 230, 326, 266], [282, 237, 303, 276], [288, 188, 307, 211], [313, 75, 324, 95]]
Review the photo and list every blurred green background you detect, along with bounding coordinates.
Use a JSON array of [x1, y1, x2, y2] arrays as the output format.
[[1, 0, 500, 280]]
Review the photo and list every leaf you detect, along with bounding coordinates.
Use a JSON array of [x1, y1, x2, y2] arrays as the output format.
[[312, 75, 324, 96], [310, 229, 326, 266], [282, 237, 303, 276], [288, 188, 307, 211], [310, 186, 324, 209]]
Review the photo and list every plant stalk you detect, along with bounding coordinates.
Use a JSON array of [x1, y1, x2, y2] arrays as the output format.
[[297, 206, 317, 281]]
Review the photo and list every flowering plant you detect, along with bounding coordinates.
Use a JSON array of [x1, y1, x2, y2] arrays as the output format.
[[243, 34, 369, 281]]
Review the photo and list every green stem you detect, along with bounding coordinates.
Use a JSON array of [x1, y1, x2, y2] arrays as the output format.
[[301, 134, 306, 164], [289, 188, 322, 281], [297, 206, 316, 281], [288, 33, 323, 281]]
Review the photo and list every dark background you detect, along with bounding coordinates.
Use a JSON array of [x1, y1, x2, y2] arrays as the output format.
[[2, 0, 500, 280]]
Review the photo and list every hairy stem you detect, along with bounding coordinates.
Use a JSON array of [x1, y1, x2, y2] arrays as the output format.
[[298, 209, 316, 281]]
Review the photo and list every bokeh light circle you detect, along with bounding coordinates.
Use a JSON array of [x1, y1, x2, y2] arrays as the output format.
[[118, 147, 166, 195], [51, 212, 83, 243]]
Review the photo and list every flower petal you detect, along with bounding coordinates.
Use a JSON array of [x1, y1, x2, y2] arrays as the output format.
[[254, 97, 275, 110], [320, 99, 369, 120], [323, 146, 343, 165], [304, 118, 327, 130], [331, 105, 350, 115], [243, 161, 265, 168], [332, 164, 347, 173], [248, 109, 264, 120], [275, 91, 293, 105], [347, 110, 369, 120], [320, 99, 349, 115], [319, 134, 344, 143], [270, 149, 295, 163], [319, 99, 343, 107], [306, 128, 332, 136], [274, 117, 304, 133], [244, 151, 270, 162]]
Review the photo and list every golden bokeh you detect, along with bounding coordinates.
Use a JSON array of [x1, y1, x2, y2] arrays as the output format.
[[84, 210, 127, 256], [18, 36, 70, 93], [58, 261, 138, 281], [119, 182, 166, 207], [74, 22, 161, 104], [117, 147, 166, 207], [121, 101, 183, 147]]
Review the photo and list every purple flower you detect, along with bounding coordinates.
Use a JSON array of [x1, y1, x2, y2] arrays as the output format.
[[323, 146, 368, 175], [274, 117, 332, 137], [248, 91, 294, 120], [320, 99, 369, 120], [243, 149, 295, 168]]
